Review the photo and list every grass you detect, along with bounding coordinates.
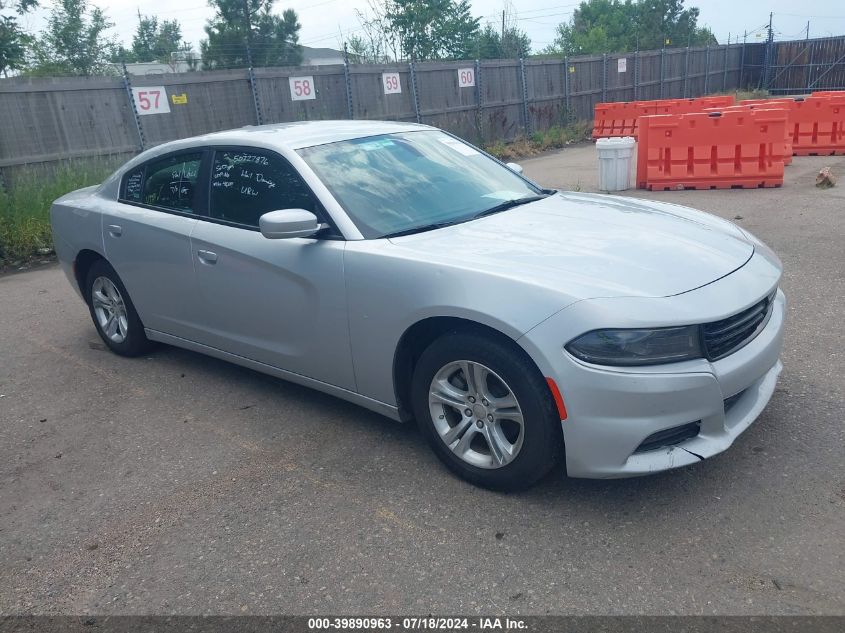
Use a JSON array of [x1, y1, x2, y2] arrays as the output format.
[[484, 121, 592, 160], [728, 88, 770, 101], [0, 162, 116, 267]]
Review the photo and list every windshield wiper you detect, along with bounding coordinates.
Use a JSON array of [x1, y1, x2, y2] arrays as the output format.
[[471, 193, 551, 220], [382, 193, 552, 239], [382, 219, 465, 239]]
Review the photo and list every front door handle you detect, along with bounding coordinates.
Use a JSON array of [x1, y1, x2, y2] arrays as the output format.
[[197, 249, 218, 264], [107, 224, 122, 237]]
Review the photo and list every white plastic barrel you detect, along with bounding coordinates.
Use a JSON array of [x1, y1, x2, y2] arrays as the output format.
[[596, 136, 636, 192]]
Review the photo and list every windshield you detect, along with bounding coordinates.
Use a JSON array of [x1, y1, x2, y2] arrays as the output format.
[[297, 130, 543, 238]]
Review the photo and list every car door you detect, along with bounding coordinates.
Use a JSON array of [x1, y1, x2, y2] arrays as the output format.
[[100, 150, 207, 340], [188, 147, 355, 391]]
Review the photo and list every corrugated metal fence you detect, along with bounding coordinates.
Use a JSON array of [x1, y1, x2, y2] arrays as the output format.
[[0, 37, 837, 186], [757, 36, 845, 94]]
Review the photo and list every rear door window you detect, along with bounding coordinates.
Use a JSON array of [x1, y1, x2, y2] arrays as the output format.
[[140, 152, 204, 213]]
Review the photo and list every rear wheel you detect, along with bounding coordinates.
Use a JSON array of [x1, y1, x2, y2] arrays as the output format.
[[85, 259, 152, 357], [411, 332, 562, 491]]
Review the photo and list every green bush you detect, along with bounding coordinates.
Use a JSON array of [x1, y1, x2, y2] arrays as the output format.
[[0, 163, 114, 265]]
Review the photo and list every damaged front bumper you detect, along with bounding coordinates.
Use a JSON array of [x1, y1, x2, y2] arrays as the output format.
[[600, 357, 782, 477], [558, 288, 785, 478]]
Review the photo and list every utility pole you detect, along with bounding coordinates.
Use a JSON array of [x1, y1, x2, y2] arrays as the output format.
[[762, 12, 774, 90], [806, 21, 810, 40], [501, 10, 505, 43]]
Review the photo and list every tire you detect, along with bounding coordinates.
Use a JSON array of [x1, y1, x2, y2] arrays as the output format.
[[411, 331, 563, 491], [85, 259, 152, 357]]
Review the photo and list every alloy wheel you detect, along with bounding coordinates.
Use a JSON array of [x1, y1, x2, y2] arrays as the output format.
[[91, 276, 129, 344], [428, 360, 525, 469]]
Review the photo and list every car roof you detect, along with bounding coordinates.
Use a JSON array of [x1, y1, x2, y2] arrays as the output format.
[[156, 120, 434, 154]]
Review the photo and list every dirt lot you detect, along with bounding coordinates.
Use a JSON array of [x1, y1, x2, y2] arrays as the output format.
[[1, 147, 844, 616]]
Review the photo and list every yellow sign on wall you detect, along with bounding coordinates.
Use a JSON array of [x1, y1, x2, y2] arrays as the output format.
[[171, 93, 188, 105]]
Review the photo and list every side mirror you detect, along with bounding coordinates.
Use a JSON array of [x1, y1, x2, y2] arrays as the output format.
[[259, 209, 320, 239], [506, 162, 524, 175]]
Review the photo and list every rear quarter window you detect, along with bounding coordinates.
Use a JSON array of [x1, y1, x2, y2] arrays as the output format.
[[122, 168, 144, 203]]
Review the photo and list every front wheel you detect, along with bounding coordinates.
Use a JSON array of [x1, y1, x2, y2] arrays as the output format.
[[411, 332, 563, 491]]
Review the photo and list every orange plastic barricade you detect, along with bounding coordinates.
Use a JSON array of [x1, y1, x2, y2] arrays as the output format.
[[592, 95, 735, 139], [740, 96, 845, 155], [788, 97, 845, 155], [636, 110, 787, 191], [592, 101, 674, 138], [704, 103, 793, 164]]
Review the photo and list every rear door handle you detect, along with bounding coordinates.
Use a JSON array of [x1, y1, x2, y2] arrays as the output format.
[[197, 249, 218, 264], [107, 224, 122, 237]]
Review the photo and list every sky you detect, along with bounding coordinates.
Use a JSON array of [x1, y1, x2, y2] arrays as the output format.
[[17, 0, 845, 55]]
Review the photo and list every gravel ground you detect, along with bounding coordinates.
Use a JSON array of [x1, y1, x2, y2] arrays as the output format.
[[1, 148, 843, 616]]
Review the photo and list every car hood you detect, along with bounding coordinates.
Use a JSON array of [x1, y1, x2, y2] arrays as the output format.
[[386, 192, 754, 299]]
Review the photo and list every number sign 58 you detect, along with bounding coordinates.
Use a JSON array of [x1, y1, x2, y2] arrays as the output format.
[[289, 76, 316, 101], [131, 87, 170, 115]]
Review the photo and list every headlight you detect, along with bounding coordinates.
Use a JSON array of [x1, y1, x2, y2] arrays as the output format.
[[565, 326, 703, 366]]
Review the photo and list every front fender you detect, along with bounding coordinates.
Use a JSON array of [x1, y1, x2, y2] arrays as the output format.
[[344, 241, 576, 405]]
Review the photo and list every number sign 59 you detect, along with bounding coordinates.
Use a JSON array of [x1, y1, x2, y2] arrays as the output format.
[[131, 87, 170, 115], [457, 68, 475, 88], [382, 72, 401, 95], [289, 76, 316, 101]]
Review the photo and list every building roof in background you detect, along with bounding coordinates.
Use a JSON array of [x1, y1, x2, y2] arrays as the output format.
[[301, 46, 346, 65]]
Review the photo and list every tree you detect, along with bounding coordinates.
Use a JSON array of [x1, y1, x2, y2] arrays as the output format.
[[352, 0, 480, 62], [469, 20, 531, 59], [346, 34, 388, 64], [544, 0, 715, 57], [28, 0, 116, 76], [384, 0, 480, 60], [131, 15, 186, 63], [0, 0, 38, 77], [346, 0, 401, 63], [201, 0, 302, 69], [345, 1, 399, 63]]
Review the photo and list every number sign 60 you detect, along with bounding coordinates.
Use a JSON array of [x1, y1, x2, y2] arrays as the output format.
[[457, 68, 475, 88], [289, 76, 316, 101]]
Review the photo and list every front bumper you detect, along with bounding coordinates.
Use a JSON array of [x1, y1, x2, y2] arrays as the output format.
[[519, 258, 786, 478]]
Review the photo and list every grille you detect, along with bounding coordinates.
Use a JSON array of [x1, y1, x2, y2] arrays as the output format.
[[634, 421, 701, 454], [702, 292, 775, 361]]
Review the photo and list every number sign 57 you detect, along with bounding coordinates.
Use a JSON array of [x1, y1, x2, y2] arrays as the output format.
[[131, 87, 170, 115], [289, 76, 316, 101]]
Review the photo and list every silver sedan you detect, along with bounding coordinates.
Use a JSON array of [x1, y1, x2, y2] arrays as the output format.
[[50, 121, 785, 490]]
